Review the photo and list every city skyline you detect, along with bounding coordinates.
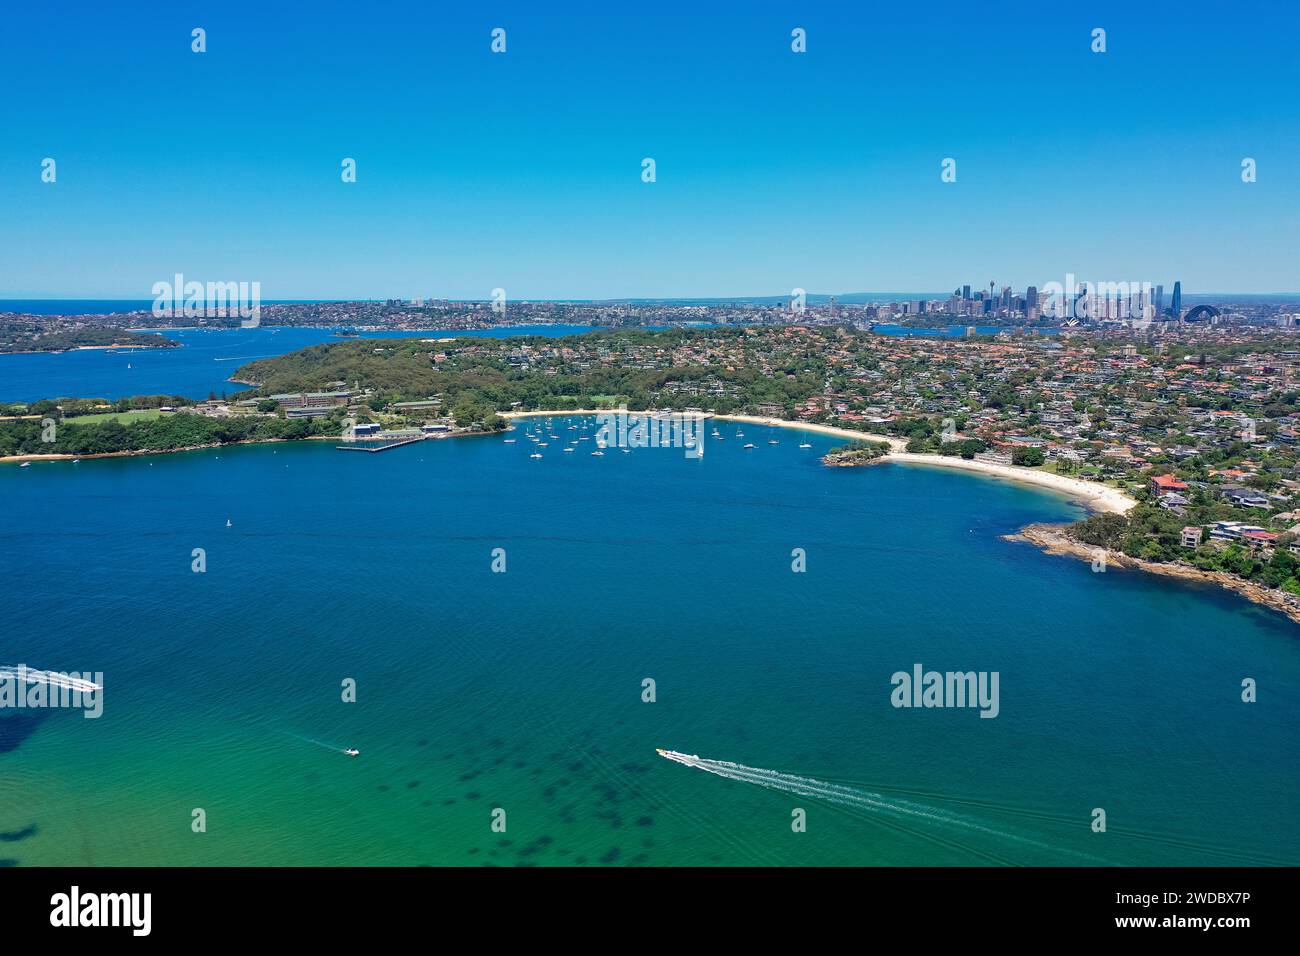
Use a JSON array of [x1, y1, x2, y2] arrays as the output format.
[[2, 1, 1297, 298], [4, 0, 1297, 919], [5, 281, 1300, 305]]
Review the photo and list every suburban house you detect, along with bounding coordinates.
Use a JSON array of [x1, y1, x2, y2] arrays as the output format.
[[1209, 521, 1271, 546], [1157, 492, 1190, 514], [1242, 529, 1279, 552], [1221, 486, 1270, 508], [1150, 474, 1188, 496]]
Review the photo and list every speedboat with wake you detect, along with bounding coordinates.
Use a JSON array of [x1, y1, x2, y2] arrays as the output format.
[[655, 748, 700, 766]]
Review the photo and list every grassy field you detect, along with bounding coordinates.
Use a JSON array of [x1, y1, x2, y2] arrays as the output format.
[[64, 409, 172, 426]]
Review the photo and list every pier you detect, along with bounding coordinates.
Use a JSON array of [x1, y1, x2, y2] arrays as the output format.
[[334, 437, 426, 453]]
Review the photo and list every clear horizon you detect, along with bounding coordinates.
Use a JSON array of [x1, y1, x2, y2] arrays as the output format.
[[3, 289, 1299, 303], [2, 1, 1296, 298]]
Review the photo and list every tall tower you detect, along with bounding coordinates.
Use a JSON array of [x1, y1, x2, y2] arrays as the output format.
[[1170, 281, 1182, 319]]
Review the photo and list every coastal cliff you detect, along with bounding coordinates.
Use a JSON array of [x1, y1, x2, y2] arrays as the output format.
[[1007, 522, 1300, 625]]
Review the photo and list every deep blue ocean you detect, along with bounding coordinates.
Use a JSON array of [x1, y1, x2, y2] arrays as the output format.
[[1, 300, 333, 315], [1, 420, 1297, 865]]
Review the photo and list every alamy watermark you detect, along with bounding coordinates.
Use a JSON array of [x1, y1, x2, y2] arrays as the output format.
[[50, 886, 150, 936], [890, 663, 999, 718], [152, 273, 261, 327], [0, 664, 103, 718], [594, 405, 706, 459], [1038, 273, 1157, 321]]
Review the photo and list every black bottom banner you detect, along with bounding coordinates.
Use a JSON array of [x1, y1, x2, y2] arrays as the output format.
[[0, 866, 1283, 942]]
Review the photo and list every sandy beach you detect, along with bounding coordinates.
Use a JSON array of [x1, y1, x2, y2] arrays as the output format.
[[501, 409, 1136, 514], [8, 407, 1139, 515], [711, 414, 911, 452], [729, 417, 1136, 514], [505, 410, 910, 449], [884, 453, 1136, 514], [502, 409, 615, 420]]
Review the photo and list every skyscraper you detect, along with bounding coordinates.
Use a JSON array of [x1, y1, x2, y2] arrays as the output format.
[[1155, 284, 1164, 316], [1170, 281, 1182, 318]]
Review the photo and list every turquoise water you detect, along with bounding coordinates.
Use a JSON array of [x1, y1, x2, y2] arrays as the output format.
[[1, 420, 1298, 866], [0, 325, 611, 403]]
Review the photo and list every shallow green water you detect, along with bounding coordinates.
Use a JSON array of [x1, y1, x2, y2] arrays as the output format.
[[2, 419, 1297, 865]]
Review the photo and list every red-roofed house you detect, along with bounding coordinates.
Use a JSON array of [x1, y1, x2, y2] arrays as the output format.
[[1242, 529, 1279, 553], [1150, 474, 1188, 496]]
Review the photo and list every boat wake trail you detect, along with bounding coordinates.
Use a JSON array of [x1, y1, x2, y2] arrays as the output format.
[[661, 751, 1109, 865], [281, 731, 349, 754]]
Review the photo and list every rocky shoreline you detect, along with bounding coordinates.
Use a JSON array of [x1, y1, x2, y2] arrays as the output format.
[[0, 435, 342, 463], [1007, 522, 1300, 626], [821, 447, 890, 467], [1, 427, 496, 464]]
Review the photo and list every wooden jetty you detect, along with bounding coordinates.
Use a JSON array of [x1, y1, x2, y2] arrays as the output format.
[[335, 437, 425, 453]]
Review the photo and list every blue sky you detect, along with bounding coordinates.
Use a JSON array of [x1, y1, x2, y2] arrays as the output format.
[[1, 1, 1296, 298]]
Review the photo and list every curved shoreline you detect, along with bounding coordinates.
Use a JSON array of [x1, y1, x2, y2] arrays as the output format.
[[502, 409, 913, 449], [1010, 523, 1300, 625], [5, 407, 1136, 517], [0, 434, 342, 463], [882, 453, 1136, 514], [501, 409, 1135, 515]]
